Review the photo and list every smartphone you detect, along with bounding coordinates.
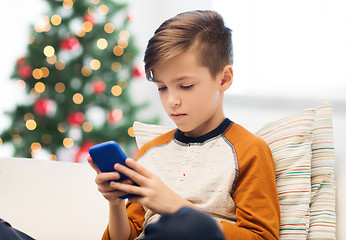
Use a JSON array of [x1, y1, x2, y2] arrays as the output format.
[[89, 141, 137, 199]]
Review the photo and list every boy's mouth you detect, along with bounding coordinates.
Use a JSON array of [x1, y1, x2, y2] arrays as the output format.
[[171, 113, 187, 120]]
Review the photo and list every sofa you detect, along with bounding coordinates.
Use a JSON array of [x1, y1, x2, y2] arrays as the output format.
[[0, 102, 343, 239]]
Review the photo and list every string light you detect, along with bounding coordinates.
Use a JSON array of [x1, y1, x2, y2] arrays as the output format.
[[41, 67, 49, 78], [55, 60, 65, 70], [90, 59, 101, 70], [55, 82, 66, 93], [128, 127, 135, 137], [41, 134, 52, 144], [73, 93, 84, 104], [24, 113, 34, 121], [104, 23, 114, 34], [76, 30, 86, 37], [51, 14, 62, 26], [113, 45, 124, 56], [111, 85, 122, 96], [82, 122, 93, 132], [16, 80, 26, 89], [123, 52, 133, 62], [50, 154, 57, 161], [35, 16, 51, 33], [81, 66, 92, 77], [97, 38, 108, 50], [47, 55, 57, 64], [34, 82, 45, 93], [26, 119, 37, 130], [32, 68, 43, 79], [90, 0, 100, 4], [43, 45, 55, 57], [98, 5, 109, 15], [82, 21, 93, 32], [0, 138, 3, 145], [63, 0, 73, 9], [119, 30, 130, 40], [57, 123, 67, 133], [118, 79, 128, 89], [118, 39, 128, 48], [31, 142, 42, 152], [111, 62, 121, 72], [63, 138, 74, 148], [30, 88, 40, 98]]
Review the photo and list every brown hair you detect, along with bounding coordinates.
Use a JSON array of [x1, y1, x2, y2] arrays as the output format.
[[144, 10, 233, 80]]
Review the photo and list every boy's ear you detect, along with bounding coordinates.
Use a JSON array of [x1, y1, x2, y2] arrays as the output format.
[[219, 65, 233, 92]]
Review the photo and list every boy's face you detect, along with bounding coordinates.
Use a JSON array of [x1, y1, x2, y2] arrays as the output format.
[[152, 49, 232, 138]]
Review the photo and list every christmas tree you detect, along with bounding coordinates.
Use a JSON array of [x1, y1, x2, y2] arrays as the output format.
[[0, 0, 157, 162]]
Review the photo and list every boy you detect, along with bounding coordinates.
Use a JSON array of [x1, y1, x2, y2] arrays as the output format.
[[88, 10, 280, 240]]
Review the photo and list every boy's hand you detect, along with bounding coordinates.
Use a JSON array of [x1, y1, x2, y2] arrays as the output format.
[[110, 158, 197, 214], [87, 156, 134, 205]]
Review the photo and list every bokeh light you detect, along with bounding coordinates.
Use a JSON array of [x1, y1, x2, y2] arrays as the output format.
[[34, 82, 46, 93], [63, 0, 73, 9], [128, 127, 135, 137], [90, 59, 101, 70], [113, 46, 124, 56], [32, 68, 43, 79], [97, 38, 108, 50], [82, 122, 93, 132], [73, 93, 84, 104], [104, 23, 114, 34], [26, 119, 37, 130], [55, 82, 66, 93], [51, 14, 62, 26], [81, 66, 92, 77], [111, 85, 122, 96], [55, 60, 65, 70], [43, 45, 55, 57], [63, 138, 74, 148], [111, 62, 121, 72]]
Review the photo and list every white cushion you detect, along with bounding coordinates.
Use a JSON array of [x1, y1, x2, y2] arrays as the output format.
[[0, 157, 108, 240]]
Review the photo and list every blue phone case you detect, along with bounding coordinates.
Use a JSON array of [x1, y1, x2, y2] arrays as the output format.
[[89, 141, 137, 199]]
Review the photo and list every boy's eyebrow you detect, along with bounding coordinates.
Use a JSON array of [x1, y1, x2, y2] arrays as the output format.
[[152, 76, 194, 84]]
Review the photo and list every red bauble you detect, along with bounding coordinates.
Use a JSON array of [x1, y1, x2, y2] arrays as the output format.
[[67, 112, 85, 126], [16, 57, 26, 66], [92, 80, 106, 94], [34, 98, 55, 116], [83, 14, 96, 25], [60, 38, 80, 50], [107, 109, 123, 125], [74, 140, 95, 163], [17, 65, 33, 79], [132, 67, 143, 78]]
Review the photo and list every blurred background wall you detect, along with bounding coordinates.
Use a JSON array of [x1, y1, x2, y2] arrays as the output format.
[[1, 0, 345, 170]]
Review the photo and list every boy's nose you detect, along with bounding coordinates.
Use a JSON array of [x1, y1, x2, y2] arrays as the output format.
[[167, 93, 181, 107]]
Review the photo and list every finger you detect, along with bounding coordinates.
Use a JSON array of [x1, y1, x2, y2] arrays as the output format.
[[87, 156, 101, 174], [110, 181, 143, 196], [114, 162, 147, 185], [95, 172, 120, 185], [126, 158, 153, 178]]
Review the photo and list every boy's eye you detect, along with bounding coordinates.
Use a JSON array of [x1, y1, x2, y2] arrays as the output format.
[[181, 85, 193, 89], [158, 86, 167, 91]]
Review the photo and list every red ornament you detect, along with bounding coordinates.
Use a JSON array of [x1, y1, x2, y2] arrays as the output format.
[[17, 65, 33, 79], [132, 67, 143, 78], [127, 13, 135, 22], [74, 140, 95, 163], [83, 14, 96, 25], [92, 80, 106, 94], [34, 98, 55, 116], [60, 37, 80, 50], [67, 112, 85, 126], [16, 57, 26, 66], [107, 109, 123, 125]]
